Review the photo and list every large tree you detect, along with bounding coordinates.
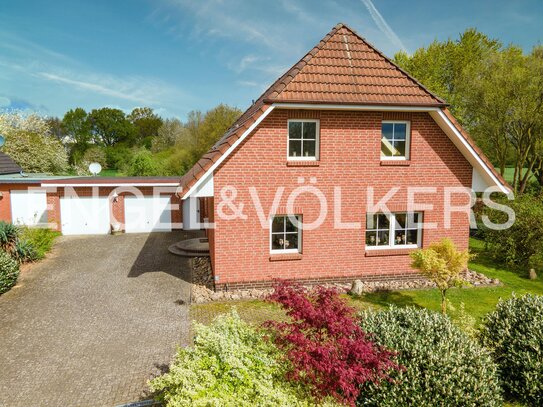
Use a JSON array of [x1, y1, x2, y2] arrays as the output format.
[[0, 112, 68, 174], [395, 30, 543, 193], [62, 107, 92, 164], [187, 104, 241, 162], [394, 29, 501, 124], [87, 107, 136, 147], [152, 118, 186, 152], [128, 107, 163, 148]]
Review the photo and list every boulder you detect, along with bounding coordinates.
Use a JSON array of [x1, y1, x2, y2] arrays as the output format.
[[349, 279, 365, 296]]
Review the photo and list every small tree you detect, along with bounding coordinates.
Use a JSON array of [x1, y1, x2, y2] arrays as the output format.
[[410, 238, 471, 314], [264, 281, 398, 406], [125, 149, 162, 176]]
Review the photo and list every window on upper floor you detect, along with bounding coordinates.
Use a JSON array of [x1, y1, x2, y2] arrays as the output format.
[[271, 215, 302, 253], [365, 212, 422, 249], [288, 120, 319, 160], [381, 121, 410, 160]]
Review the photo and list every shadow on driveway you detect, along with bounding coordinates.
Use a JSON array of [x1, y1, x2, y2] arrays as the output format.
[[0, 231, 196, 407], [128, 230, 204, 282]]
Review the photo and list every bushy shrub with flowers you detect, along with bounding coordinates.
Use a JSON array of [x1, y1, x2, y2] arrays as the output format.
[[149, 310, 329, 407], [264, 281, 398, 406]]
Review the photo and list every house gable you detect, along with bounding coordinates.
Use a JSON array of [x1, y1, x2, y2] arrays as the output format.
[[180, 23, 510, 198]]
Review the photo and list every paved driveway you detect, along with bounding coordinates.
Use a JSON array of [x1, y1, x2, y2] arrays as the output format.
[[0, 231, 198, 407]]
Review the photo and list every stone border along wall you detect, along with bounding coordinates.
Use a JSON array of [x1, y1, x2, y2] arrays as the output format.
[[190, 257, 501, 304]]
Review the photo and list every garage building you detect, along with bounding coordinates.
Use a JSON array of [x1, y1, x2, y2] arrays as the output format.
[[0, 173, 185, 235]]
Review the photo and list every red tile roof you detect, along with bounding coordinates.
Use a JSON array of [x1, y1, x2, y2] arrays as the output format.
[[180, 23, 506, 195], [263, 24, 445, 106]]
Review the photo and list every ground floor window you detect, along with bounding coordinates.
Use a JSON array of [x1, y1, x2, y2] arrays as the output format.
[[365, 212, 422, 249], [271, 215, 301, 253]]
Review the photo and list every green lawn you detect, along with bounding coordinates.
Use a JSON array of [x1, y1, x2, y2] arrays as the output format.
[[99, 168, 120, 177], [351, 238, 543, 324], [500, 167, 536, 184], [192, 238, 543, 327]]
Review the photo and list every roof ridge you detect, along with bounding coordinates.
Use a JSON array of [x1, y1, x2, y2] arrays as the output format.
[[337, 23, 447, 105]]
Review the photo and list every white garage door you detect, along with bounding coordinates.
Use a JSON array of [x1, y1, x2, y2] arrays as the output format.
[[10, 190, 48, 226], [124, 196, 171, 233], [60, 196, 110, 235]]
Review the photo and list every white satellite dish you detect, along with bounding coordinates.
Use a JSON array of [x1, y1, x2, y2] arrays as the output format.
[[0, 135, 5, 147], [88, 162, 102, 176]]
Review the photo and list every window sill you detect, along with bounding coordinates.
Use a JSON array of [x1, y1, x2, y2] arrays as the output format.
[[269, 253, 303, 261], [286, 160, 320, 167], [380, 160, 410, 166], [365, 248, 416, 257]]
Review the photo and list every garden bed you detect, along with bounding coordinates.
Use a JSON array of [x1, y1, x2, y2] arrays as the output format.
[[190, 255, 501, 304]]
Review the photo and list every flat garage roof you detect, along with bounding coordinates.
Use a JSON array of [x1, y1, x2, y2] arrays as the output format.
[[41, 176, 181, 187]]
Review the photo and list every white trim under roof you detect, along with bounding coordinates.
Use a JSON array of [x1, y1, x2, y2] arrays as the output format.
[[429, 110, 510, 194], [181, 105, 276, 200], [41, 182, 180, 187]]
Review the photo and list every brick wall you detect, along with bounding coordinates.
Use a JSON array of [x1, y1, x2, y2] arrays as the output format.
[[211, 109, 473, 287]]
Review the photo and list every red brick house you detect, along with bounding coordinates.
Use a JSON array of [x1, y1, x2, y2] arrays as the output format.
[[181, 23, 509, 289]]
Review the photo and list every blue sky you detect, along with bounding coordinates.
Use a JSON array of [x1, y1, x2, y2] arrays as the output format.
[[1, 0, 542, 120]]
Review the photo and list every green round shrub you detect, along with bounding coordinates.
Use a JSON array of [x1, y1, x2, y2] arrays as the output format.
[[0, 250, 20, 294], [480, 294, 543, 405], [358, 306, 502, 406]]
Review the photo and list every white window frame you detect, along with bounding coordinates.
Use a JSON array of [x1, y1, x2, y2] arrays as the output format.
[[365, 212, 422, 250], [270, 215, 302, 254], [287, 119, 320, 161], [380, 120, 411, 161]]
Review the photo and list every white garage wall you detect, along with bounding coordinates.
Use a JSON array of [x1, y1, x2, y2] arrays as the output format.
[[60, 196, 110, 235], [124, 196, 171, 233], [10, 190, 48, 226]]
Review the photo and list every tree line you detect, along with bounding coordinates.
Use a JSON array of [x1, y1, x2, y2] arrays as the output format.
[[395, 29, 543, 194], [0, 104, 242, 176]]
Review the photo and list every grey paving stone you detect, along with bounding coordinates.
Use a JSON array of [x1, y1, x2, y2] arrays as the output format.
[[0, 231, 200, 407]]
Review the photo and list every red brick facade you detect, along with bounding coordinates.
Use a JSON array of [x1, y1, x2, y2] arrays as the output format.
[[210, 109, 473, 289]]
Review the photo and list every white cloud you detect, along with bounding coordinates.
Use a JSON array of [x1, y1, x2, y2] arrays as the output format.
[[36, 71, 168, 105], [236, 80, 260, 87], [278, 0, 319, 24], [233, 55, 264, 73], [159, 0, 285, 51], [360, 0, 408, 53]]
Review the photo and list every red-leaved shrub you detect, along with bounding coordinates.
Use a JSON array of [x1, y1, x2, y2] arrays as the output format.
[[264, 280, 398, 406]]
